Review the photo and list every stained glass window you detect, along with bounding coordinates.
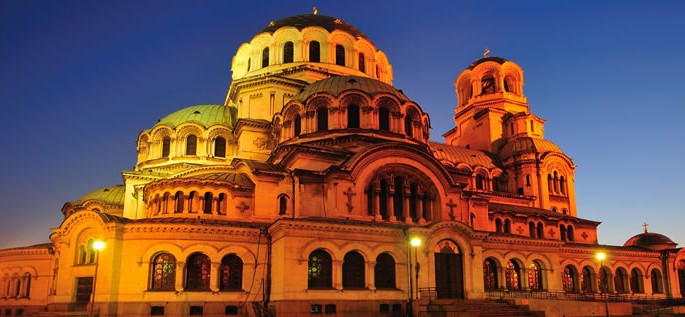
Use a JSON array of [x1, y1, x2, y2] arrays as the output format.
[[528, 262, 542, 290], [150, 253, 176, 290], [219, 255, 242, 291], [581, 266, 594, 293], [483, 259, 498, 290], [308, 250, 332, 289], [505, 260, 520, 290], [283, 42, 294, 63], [562, 265, 577, 293], [186, 253, 210, 291], [615, 268, 628, 293]]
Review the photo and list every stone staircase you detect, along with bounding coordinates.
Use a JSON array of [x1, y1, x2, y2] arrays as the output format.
[[419, 298, 543, 317]]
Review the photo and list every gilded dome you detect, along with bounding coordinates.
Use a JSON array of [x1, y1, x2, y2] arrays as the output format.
[[259, 14, 370, 42], [291, 76, 407, 102], [153, 104, 236, 129], [499, 137, 563, 160], [624, 232, 677, 251]]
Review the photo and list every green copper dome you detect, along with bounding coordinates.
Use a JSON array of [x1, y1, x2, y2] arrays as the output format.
[[75, 185, 125, 206], [153, 104, 236, 129]]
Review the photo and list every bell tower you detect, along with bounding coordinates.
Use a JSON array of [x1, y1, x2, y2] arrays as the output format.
[[443, 51, 546, 153]]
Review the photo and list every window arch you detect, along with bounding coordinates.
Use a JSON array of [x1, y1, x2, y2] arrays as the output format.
[[279, 195, 287, 215], [342, 251, 365, 289], [560, 225, 567, 241], [379, 179, 389, 219], [528, 262, 543, 290], [393, 177, 404, 220], [650, 269, 663, 294], [20, 273, 31, 297], [316, 107, 328, 132], [495, 219, 503, 233], [185, 253, 210, 291], [404, 114, 413, 137], [615, 268, 628, 293], [308, 250, 332, 289], [529, 222, 536, 238], [217, 193, 226, 215], [214, 137, 226, 158], [87, 239, 95, 264], [375, 253, 395, 289], [174, 191, 183, 213], [600, 266, 612, 293], [581, 266, 595, 293], [309, 41, 320, 62], [78, 245, 87, 264], [630, 268, 643, 293], [378, 107, 390, 131], [186, 135, 197, 155], [283, 41, 294, 63], [150, 253, 176, 290], [560, 176, 566, 195], [161, 136, 170, 157], [567, 225, 574, 241], [475, 174, 485, 190], [293, 114, 302, 136], [188, 191, 197, 213], [203, 192, 212, 214], [562, 265, 578, 293], [505, 260, 521, 290], [537, 223, 544, 239], [220, 254, 243, 291], [358, 53, 365, 72], [483, 258, 498, 290], [347, 104, 360, 128], [481, 75, 495, 94], [553, 171, 559, 193], [504, 219, 511, 234], [261, 47, 269, 68], [335, 44, 345, 66], [547, 174, 553, 192]]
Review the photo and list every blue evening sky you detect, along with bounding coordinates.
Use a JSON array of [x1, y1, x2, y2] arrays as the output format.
[[1, 1, 683, 249]]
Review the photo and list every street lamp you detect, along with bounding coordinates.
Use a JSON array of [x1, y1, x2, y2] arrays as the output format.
[[408, 237, 421, 317], [596, 252, 609, 317], [89, 240, 105, 317]]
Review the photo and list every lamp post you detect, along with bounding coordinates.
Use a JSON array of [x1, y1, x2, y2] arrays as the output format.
[[89, 240, 105, 317], [408, 237, 421, 317], [596, 252, 609, 317]]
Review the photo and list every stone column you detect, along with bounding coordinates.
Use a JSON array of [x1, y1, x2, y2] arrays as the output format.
[[403, 192, 412, 223], [210, 262, 221, 292], [373, 188, 382, 221], [175, 262, 185, 292], [418, 195, 425, 224], [387, 190, 395, 222]]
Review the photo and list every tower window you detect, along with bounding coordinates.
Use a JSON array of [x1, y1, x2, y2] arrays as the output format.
[[347, 104, 360, 128], [294, 114, 302, 136], [309, 41, 320, 62], [358, 53, 365, 73], [504, 219, 511, 234], [378, 108, 390, 131], [335, 44, 345, 66], [174, 191, 183, 213], [262, 47, 269, 68], [475, 174, 485, 190], [316, 107, 328, 132], [404, 114, 413, 137], [186, 135, 197, 155], [216, 193, 226, 215], [279, 195, 287, 215], [283, 41, 294, 63], [481, 75, 495, 94], [214, 137, 226, 158], [161, 137, 170, 157], [203, 193, 213, 214]]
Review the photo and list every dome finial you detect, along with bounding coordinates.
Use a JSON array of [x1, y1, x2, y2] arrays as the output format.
[[313, 6, 318, 15], [643, 222, 649, 233], [484, 47, 491, 58]]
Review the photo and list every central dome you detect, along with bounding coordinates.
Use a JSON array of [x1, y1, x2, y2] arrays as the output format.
[[259, 14, 371, 43]]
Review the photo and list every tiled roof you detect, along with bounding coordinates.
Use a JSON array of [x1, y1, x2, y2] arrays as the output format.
[[291, 76, 407, 102], [498, 137, 563, 160], [153, 104, 235, 129], [259, 14, 370, 42], [467, 56, 509, 70], [429, 142, 500, 169], [489, 203, 600, 225], [182, 172, 255, 189], [75, 185, 125, 206]]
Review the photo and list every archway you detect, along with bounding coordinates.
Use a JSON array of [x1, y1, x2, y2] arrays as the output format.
[[434, 240, 464, 299]]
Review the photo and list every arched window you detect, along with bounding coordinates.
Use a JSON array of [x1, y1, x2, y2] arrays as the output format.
[[186, 135, 197, 155], [78, 245, 87, 264], [279, 195, 287, 215], [374, 253, 395, 289], [615, 268, 628, 293], [504, 219, 511, 234], [378, 107, 390, 131], [87, 239, 95, 264], [21, 273, 31, 297], [562, 265, 577, 293], [309, 41, 320, 62], [528, 262, 543, 290], [293, 114, 302, 136], [261, 47, 269, 68], [220, 254, 243, 291], [553, 171, 559, 193], [560, 225, 567, 241], [12, 275, 20, 297], [509, 122, 514, 135], [347, 104, 360, 128], [162, 192, 170, 214], [483, 259, 498, 290], [358, 53, 365, 72], [495, 219, 503, 233], [185, 253, 210, 291], [203, 192, 213, 214], [567, 225, 574, 241], [537, 223, 544, 239], [308, 250, 332, 289], [247, 58, 251, 72], [393, 177, 404, 220], [529, 222, 536, 238], [174, 191, 183, 213], [581, 266, 594, 293], [404, 114, 413, 137], [342, 251, 365, 289], [316, 107, 328, 132], [379, 179, 389, 219], [283, 41, 294, 63], [214, 137, 226, 158], [150, 253, 176, 290], [600, 267, 611, 293], [526, 174, 531, 186], [335, 44, 345, 66], [505, 260, 521, 290], [650, 269, 663, 294], [475, 174, 485, 190], [560, 176, 566, 195], [188, 191, 197, 213], [630, 268, 643, 293], [216, 193, 226, 215], [409, 183, 418, 221], [481, 75, 495, 94], [162, 137, 170, 157]]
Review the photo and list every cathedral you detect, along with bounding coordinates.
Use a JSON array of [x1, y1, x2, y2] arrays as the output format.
[[1, 10, 684, 317]]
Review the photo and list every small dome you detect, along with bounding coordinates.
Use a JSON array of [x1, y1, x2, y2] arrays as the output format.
[[467, 56, 509, 70], [259, 14, 371, 43], [291, 76, 407, 102], [624, 232, 677, 251], [498, 137, 562, 160], [153, 104, 236, 129], [75, 185, 125, 206]]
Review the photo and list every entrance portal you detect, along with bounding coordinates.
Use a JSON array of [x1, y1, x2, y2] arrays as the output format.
[[434, 240, 464, 299]]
